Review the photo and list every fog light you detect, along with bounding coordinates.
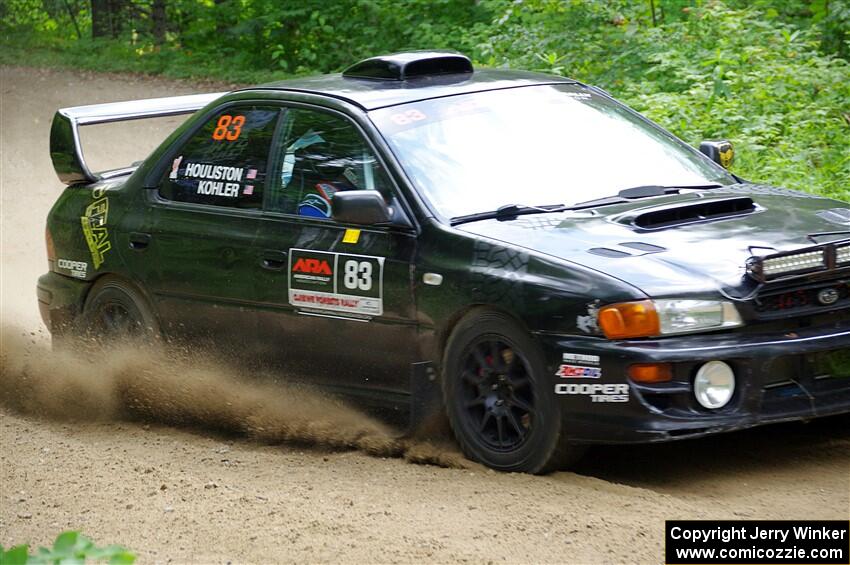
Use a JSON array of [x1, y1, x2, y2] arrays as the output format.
[[837, 244, 850, 266], [694, 361, 735, 409]]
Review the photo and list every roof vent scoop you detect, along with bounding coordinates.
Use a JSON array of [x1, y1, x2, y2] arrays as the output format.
[[342, 51, 473, 81]]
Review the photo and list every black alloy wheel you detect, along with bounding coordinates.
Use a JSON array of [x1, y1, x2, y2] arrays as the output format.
[[81, 277, 159, 344], [443, 310, 581, 473], [459, 338, 535, 452]]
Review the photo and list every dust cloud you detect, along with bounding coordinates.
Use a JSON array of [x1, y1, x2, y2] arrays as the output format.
[[0, 325, 468, 469]]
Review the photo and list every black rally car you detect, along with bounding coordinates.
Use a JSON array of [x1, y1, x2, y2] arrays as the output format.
[[41, 52, 850, 472]]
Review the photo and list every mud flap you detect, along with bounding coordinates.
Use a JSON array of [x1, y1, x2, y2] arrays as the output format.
[[408, 361, 442, 435]]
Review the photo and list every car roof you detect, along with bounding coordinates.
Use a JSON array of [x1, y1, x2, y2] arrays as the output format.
[[244, 69, 578, 111]]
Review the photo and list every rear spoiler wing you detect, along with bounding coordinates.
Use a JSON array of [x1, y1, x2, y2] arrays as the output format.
[[49, 92, 227, 185]]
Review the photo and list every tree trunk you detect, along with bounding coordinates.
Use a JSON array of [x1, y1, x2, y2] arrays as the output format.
[[62, 0, 83, 39], [91, 0, 110, 38], [152, 0, 167, 44], [107, 0, 125, 38], [214, 0, 228, 35]]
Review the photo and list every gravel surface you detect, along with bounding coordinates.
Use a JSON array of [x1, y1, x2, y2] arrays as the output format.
[[1, 65, 848, 564]]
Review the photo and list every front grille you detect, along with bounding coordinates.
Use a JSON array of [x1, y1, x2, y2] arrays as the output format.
[[760, 350, 850, 416], [754, 277, 850, 319]]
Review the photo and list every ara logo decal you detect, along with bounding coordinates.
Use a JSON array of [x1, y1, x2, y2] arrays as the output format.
[[292, 258, 332, 275]]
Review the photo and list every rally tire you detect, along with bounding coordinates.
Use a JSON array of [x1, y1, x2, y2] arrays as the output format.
[[81, 277, 159, 343], [442, 310, 581, 473]]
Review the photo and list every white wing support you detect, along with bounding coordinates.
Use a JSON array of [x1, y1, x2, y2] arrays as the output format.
[[49, 91, 227, 185]]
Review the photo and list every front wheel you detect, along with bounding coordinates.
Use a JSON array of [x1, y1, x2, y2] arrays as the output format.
[[442, 310, 583, 473]]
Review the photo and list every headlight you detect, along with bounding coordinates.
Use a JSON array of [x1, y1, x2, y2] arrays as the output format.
[[655, 299, 743, 335], [598, 299, 742, 339], [694, 361, 736, 409]]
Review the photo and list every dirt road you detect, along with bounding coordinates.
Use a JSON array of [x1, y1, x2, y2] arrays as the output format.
[[1, 65, 848, 564]]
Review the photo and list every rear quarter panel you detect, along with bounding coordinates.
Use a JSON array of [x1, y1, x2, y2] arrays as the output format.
[[48, 176, 134, 282]]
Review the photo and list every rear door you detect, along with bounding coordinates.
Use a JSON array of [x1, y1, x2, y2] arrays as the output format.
[[138, 104, 280, 354], [253, 105, 419, 396]]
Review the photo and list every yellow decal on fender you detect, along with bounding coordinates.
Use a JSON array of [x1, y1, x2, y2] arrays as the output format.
[[342, 228, 361, 244], [81, 197, 111, 269]]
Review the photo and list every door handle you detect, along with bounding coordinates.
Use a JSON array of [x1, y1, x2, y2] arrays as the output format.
[[261, 250, 288, 270], [129, 232, 152, 250]]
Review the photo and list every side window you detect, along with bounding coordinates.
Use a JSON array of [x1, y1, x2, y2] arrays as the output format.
[[159, 106, 279, 209], [267, 108, 393, 218]]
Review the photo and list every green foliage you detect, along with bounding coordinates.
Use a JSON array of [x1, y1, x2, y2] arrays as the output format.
[[0, 532, 135, 565], [0, 0, 847, 201], [460, 0, 850, 201]]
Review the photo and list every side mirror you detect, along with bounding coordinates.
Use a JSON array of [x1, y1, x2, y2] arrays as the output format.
[[332, 190, 391, 225], [699, 140, 734, 169]]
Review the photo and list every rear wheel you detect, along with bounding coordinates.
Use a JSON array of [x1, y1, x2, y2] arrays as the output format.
[[81, 277, 159, 343], [442, 310, 582, 473]]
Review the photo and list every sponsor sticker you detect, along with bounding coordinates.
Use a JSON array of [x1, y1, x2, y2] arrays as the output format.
[[556, 352, 602, 378], [342, 229, 361, 244], [169, 155, 183, 180], [556, 364, 602, 378], [57, 258, 88, 279], [343, 167, 359, 186], [288, 249, 384, 317], [555, 383, 629, 403], [562, 352, 600, 365], [81, 192, 111, 269]]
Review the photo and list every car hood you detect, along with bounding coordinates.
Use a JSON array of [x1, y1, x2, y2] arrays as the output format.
[[456, 184, 850, 298]]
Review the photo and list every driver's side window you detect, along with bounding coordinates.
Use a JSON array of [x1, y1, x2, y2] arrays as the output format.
[[266, 108, 392, 218]]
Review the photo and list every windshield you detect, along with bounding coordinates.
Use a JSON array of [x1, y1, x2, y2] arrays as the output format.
[[370, 84, 735, 220]]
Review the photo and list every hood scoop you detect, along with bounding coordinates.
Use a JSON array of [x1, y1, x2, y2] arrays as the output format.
[[588, 241, 667, 258], [615, 196, 759, 231]]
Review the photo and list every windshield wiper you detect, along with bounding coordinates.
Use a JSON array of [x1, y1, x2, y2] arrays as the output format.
[[450, 185, 726, 226], [451, 203, 568, 226], [573, 184, 724, 208]]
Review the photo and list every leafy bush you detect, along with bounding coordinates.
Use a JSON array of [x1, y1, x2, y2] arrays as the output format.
[[464, 0, 849, 201], [0, 531, 134, 565], [0, 0, 847, 201]]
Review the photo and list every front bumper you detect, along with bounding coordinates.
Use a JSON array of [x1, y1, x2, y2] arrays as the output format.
[[537, 318, 850, 444], [37, 271, 92, 335]]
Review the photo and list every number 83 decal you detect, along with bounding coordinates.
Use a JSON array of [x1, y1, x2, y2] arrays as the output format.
[[343, 260, 373, 291], [212, 114, 245, 141]]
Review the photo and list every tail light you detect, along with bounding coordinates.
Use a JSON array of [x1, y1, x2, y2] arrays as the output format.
[[45, 226, 56, 268]]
